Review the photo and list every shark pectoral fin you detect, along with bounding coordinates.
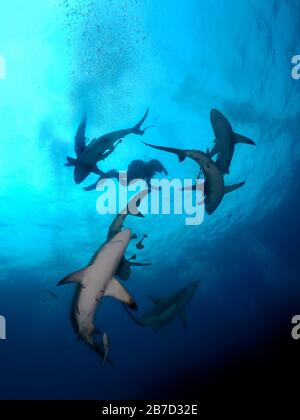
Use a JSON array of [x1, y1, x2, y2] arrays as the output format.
[[234, 132, 256, 146], [92, 165, 102, 175], [179, 309, 188, 329], [57, 268, 87, 286], [65, 157, 77, 167], [224, 182, 245, 194], [143, 142, 187, 162], [105, 277, 138, 310]]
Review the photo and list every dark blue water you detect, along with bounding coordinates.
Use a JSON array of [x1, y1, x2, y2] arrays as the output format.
[[0, 0, 300, 400]]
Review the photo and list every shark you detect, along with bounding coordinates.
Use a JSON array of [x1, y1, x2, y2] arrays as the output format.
[[84, 159, 168, 192], [143, 142, 245, 215], [66, 108, 150, 184], [107, 192, 152, 281], [209, 108, 256, 175], [57, 229, 137, 366], [124, 280, 200, 332]]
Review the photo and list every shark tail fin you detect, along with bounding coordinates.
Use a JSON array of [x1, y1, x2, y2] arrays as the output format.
[[143, 142, 186, 162], [224, 182, 245, 194], [234, 132, 256, 146], [65, 157, 77, 167], [105, 277, 138, 311], [132, 108, 149, 135], [88, 335, 116, 368], [57, 267, 88, 286]]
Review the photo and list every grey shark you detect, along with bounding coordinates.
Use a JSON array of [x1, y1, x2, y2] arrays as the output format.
[[66, 113, 88, 163], [57, 229, 137, 366], [66, 108, 150, 184], [84, 159, 168, 192], [124, 280, 200, 332], [209, 109, 255, 175], [107, 192, 152, 281], [143, 142, 245, 215]]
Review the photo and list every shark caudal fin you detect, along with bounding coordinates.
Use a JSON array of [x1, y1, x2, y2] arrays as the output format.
[[224, 182, 245, 194], [104, 277, 138, 311], [143, 142, 187, 162], [132, 108, 149, 135], [86, 335, 116, 368], [65, 157, 77, 167], [234, 133, 256, 146]]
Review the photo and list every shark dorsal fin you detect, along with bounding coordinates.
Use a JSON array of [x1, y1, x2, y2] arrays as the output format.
[[147, 295, 161, 305]]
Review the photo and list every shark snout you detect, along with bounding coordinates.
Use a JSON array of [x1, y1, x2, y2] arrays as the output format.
[[112, 229, 132, 245], [210, 108, 225, 126], [210, 108, 223, 124], [74, 164, 91, 184]]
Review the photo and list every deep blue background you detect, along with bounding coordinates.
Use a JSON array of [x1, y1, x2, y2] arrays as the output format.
[[0, 0, 300, 400]]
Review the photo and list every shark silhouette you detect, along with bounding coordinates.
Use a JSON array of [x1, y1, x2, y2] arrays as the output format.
[[209, 109, 255, 175], [143, 142, 245, 215], [57, 229, 137, 366], [84, 159, 168, 192], [124, 280, 200, 332], [66, 109, 150, 184], [107, 192, 152, 281]]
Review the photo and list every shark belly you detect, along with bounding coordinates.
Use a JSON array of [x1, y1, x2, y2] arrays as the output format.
[[160, 304, 178, 324], [78, 141, 106, 167], [74, 230, 132, 338], [79, 129, 131, 167], [75, 283, 99, 339], [73, 154, 95, 183]]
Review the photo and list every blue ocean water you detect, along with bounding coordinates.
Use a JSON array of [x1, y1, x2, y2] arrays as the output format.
[[0, 0, 300, 400]]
